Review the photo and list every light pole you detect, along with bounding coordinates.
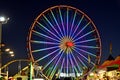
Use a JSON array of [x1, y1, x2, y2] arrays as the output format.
[[0, 16, 9, 76]]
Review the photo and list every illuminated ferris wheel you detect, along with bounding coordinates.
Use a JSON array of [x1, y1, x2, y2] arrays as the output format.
[[28, 5, 102, 79]]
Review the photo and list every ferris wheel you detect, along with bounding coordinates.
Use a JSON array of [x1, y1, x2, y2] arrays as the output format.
[[27, 5, 102, 79]]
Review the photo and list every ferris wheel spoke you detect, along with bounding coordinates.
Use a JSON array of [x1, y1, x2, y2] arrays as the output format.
[[73, 21, 91, 40], [48, 62, 57, 78], [43, 14, 62, 38], [35, 48, 59, 62], [31, 40, 59, 45], [71, 15, 84, 38], [32, 30, 60, 42], [66, 54, 68, 75], [77, 56, 87, 69], [50, 9, 64, 37], [75, 46, 96, 57], [50, 51, 64, 78], [73, 47, 95, 65], [32, 46, 59, 53], [71, 53, 82, 73], [69, 52, 77, 73], [75, 38, 98, 44], [47, 61, 59, 78], [75, 45, 99, 49], [46, 63, 54, 77], [59, 7, 66, 36], [69, 10, 77, 37], [74, 29, 95, 42], [66, 8, 69, 36], [60, 58, 65, 76], [44, 51, 63, 78], [51, 68, 57, 79], [42, 50, 62, 71], [36, 21, 61, 40]]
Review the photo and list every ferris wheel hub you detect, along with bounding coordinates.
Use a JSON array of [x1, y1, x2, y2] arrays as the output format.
[[59, 37, 74, 53], [66, 42, 74, 47]]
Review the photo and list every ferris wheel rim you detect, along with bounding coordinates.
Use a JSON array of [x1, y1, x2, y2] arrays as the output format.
[[27, 5, 102, 78], [28, 5, 102, 62]]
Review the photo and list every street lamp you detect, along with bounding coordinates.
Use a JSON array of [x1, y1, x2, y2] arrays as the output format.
[[9, 51, 15, 57], [1, 47, 14, 80], [5, 48, 15, 57], [0, 16, 9, 76]]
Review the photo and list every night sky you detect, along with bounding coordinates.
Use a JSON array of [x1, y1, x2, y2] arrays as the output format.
[[0, 0, 120, 75]]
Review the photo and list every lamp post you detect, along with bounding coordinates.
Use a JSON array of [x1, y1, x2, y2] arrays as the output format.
[[0, 16, 9, 76], [4, 48, 14, 80]]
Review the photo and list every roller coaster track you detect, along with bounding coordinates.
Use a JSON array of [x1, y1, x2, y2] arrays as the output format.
[[1, 59, 30, 70], [1, 59, 50, 80]]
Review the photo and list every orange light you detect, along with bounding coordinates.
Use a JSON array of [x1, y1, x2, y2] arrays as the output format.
[[66, 42, 74, 47]]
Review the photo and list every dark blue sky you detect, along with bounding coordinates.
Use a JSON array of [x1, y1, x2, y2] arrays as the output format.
[[0, 0, 120, 71]]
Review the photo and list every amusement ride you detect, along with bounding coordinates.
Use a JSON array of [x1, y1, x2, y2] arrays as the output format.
[[27, 5, 102, 79]]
